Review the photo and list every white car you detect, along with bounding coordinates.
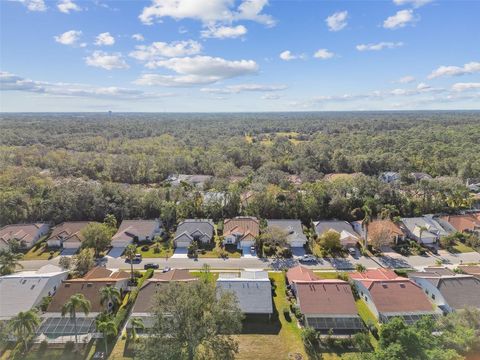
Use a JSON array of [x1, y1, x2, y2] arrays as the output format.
[[299, 254, 317, 263]]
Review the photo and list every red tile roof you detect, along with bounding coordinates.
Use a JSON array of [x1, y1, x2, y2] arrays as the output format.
[[296, 280, 358, 315], [223, 217, 259, 238], [286, 265, 320, 284], [441, 214, 480, 232]]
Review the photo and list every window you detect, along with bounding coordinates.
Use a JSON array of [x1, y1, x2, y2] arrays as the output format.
[[432, 294, 435, 300]]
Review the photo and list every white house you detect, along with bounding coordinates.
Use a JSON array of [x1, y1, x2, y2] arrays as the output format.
[[0, 265, 68, 320], [0, 223, 50, 250], [173, 219, 214, 248], [111, 219, 162, 248], [222, 217, 260, 250], [401, 216, 450, 244], [266, 220, 307, 248], [46, 221, 92, 249]]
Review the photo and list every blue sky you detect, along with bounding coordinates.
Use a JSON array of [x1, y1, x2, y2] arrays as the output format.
[[1, 0, 479, 112]]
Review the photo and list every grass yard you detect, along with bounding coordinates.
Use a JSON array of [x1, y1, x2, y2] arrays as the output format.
[[134, 242, 173, 258], [235, 272, 307, 360], [196, 243, 242, 258], [22, 237, 61, 260], [1, 343, 93, 360], [355, 299, 379, 330], [313, 271, 342, 279], [451, 242, 475, 253]]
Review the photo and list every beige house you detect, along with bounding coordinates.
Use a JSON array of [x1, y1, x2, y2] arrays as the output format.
[[0, 223, 50, 250]]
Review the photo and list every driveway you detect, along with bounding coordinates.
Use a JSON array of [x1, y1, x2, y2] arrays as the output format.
[[107, 247, 126, 258], [60, 248, 77, 256], [242, 246, 257, 258], [171, 248, 189, 258], [291, 247, 306, 258]]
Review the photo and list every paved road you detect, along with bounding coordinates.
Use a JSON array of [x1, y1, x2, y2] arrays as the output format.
[[19, 250, 480, 272]]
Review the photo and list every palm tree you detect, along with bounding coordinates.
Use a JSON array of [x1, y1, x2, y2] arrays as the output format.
[[61, 293, 91, 345], [0, 249, 24, 275], [355, 263, 366, 273], [418, 225, 428, 244], [100, 285, 121, 313], [361, 205, 372, 249], [124, 244, 137, 283], [129, 317, 145, 342], [96, 319, 117, 355], [9, 310, 41, 352]]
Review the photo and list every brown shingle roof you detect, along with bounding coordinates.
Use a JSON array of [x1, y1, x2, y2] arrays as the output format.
[[286, 266, 320, 284], [112, 220, 159, 241], [0, 223, 48, 243], [296, 281, 358, 315], [367, 219, 404, 238], [457, 265, 480, 278], [47, 222, 92, 243], [223, 217, 259, 238], [150, 269, 197, 282]]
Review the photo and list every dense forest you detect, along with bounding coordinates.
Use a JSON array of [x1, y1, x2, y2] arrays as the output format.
[[0, 111, 479, 226]]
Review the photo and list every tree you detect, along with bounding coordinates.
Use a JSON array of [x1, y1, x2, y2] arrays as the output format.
[[259, 226, 289, 257], [100, 285, 122, 313], [129, 317, 145, 342], [9, 310, 40, 352], [318, 230, 341, 254], [103, 214, 117, 231], [61, 293, 91, 345], [58, 256, 72, 270], [418, 226, 428, 245], [124, 244, 137, 283], [81, 222, 112, 257], [355, 264, 366, 273], [96, 319, 117, 355], [380, 205, 399, 220], [361, 205, 372, 248], [0, 249, 23, 275], [137, 280, 243, 360], [369, 227, 393, 251], [72, 248, 95, 276]]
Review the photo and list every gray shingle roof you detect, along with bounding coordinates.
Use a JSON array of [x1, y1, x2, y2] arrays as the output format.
[[267, 219, 307, 244], [216, 271, 273, 314], [435, 276, 480, 310], [175, 219, 214, 240]]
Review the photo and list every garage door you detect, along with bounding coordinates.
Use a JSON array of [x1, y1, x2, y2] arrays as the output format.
[[175, 241, 191, 248]]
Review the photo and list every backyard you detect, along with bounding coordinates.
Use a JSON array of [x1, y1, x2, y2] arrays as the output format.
[[22, 237, 60, 260]]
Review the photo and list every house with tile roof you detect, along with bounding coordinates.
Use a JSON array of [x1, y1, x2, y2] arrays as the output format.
[[111, 219, 162, 248], [38, 267, 130, 343], [267, 220, 307, 248], [173, 219, 214, 248], [441, 214, 480, 235], [46, 221, 93, 249], [457, 265, 480, 279], [350, 269, 440, 324], [286, 265, 320, 294], [351, 219, 406, 248], [127, 269, 197, 330], [295, 280, 364, 333], [0, 265, 68, 320], [409, 270, 480, 313], [314, 220, 360, 248], [0, 223, 50, 250], [216, 270, 273, 315], [222, 217, 260, 250]]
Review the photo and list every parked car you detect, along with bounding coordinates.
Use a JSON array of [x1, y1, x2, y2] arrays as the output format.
[[162, 266, 171, 273], [299, 254, 317, 263], [93, 352, 105, 359], [144, 263, 159, 270], [348, 247, 357, 257], [126, 254, 143, 263], [250, 246, 256, 254]]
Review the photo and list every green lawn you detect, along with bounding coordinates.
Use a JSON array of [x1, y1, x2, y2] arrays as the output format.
[[356, 299, 379, 330], [313, 271, 342, 279], [451, 241, 475, 253], [134, 242, 173, 258], [196, 243, 242, 258], [22, 237, 61, 260]]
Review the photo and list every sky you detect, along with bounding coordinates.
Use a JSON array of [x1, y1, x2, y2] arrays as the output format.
[[0, 0, 479, 112]]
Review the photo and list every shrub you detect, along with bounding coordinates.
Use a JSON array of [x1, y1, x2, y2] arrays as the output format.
[[153, 244, 160, 254], [65, 341, 75, 352], [38, 339, 48, 352], [283, 307, 291, 322], [141, 245, 149, 251]]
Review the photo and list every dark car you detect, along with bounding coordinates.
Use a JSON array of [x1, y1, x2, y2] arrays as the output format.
[[144, 263, 159, 270], [93, 352, 105, 359]]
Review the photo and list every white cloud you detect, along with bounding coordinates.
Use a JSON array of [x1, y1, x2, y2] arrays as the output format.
[[326, 11, 348, 32], [356, 41, 404, 51], [130, 40, 202, 65], [279, 50, 305, 61], [452, 82, 480, 92], [139, 0, 275, 26], [201, 83, 287, 94], [313, 49, 334, 59], [383, 10, 416, 29], [398, 75, 415, 83], [85, 51, 129, 70], [428, 61, 480, 79], [393, 0, 433, 8], [132, 33, 145, 41], [57, 0, 81, 13], [201, 25, 247, 39], [14, 0, 46, 11], [0, 71, 166, 100], [262, 93, 281, 100], [54, 30, 84, 46], [134, 55, 258, 86], [95, 32, 115, 46]]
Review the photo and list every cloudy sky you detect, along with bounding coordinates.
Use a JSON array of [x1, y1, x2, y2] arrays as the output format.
[[1, 0, 479, 112]]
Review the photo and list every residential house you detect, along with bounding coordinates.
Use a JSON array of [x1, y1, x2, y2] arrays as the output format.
[[409, 269, 480, 313], [286, 265, 320, 294], [166, 174, 213, 189], [440, 214, 480, 235], [216, 270, 273, 315], [295, 280, 363, 333], [379, 171, 400, 184], [401, 216, 450, 244], [111, 219, 162, 248], [0, 223, 50, 250], [223, 217, 259, 250], [350, 268, 440, 324], [46, 221, 92, 249], [174, 219, 214, 248], [267, 220, 307, 248], [38, 267, 130, 343], [314, 220, 360, 248], [0, 265, 68, 320], [127, 268, 197, 330], [457, 265, 480, 279], [351, 219, 405, 248]]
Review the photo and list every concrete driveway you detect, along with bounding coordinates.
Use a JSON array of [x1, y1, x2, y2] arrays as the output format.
[[171, 248, 188, 258], [291, 247, 306, 258], [107, 247, 126, 258]]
